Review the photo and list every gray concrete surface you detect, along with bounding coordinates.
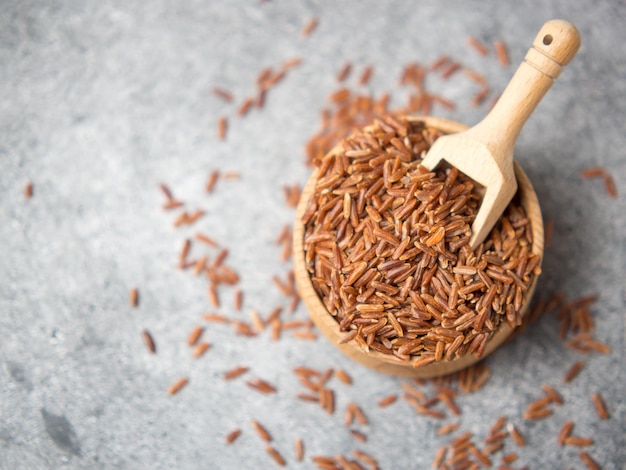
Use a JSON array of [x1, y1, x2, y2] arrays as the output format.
[[1, 1, 624, 468]]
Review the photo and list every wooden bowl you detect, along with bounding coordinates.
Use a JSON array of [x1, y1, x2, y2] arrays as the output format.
[[293, 116, 544, 378]]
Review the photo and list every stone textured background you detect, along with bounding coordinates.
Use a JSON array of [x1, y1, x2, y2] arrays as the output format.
[[1, 1, 624, 468]]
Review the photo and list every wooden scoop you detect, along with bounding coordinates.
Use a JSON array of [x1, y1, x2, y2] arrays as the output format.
[[421, 19, 581, 249]]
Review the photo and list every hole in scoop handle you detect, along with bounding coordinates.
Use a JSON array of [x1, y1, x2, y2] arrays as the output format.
[[530, 19, 582, 73], [471, 20, 581, 162]]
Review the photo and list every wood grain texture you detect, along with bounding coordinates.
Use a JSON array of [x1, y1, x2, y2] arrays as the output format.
[[293, 116, 544, 378], [421, 20, 579, 250]]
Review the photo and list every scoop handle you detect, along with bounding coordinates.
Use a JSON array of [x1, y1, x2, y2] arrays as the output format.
[[471, 20, 581, 160]]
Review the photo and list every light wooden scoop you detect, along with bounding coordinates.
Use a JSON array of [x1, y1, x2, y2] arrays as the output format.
[[421, 19, 581, 249]]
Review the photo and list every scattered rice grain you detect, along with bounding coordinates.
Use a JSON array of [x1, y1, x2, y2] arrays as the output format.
[[212, 86, 234, 102], [225, 428, 241, 444], [142, 329, 156, 354], [247, 378, 277, 394], [301, 17, 318, 37], [501, 453, 518, 464], [441, 61, 461, 79], [558, 421, 574, 446], [187, 325, 204, 346], [266, 446, 286, 466], [542, 384, 564, 405], [349, 403, 368, 425], [295, 438, 304, 461], [206, 170, 220, 193], [335, 369, 352, 385], [353, 449, 378, 468], [167, 377, 189, 395], [195, 233, 217, 246], [592, 392, 609, 419], [337, 62, 352, 82], [293, 331, 318, 340], [192, 342, 210, 358], [359, 66, 373, 86], [432, 445, 447, 468], [179, 239, 191, 268], [564, 436, 594, 447], [437, 422, 459, 436], [564, 361, 584, 383], [218, 116, 228, 140], [467, 36, 488, 55], [130, 287, 139, 307], [494, 40, 509, 66], [252, 420, 272, 442], [378, 394, 397, 407], [238, 97, 254, 116], [234, 289, 243, 310], [283, 57, 302, 68], [429, 55, 449, 71], [224, 366, 249, 380], [507, 423, 526, 447], [579, 451, 601, 470]]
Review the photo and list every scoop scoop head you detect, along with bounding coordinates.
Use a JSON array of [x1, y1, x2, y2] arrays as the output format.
[[422, 19, 581, 249]]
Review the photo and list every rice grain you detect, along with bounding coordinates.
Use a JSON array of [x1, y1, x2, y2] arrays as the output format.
[[579, 451, 601, 470], [224, 366, 249, 380], [295, 438, 304, 461], [467, 36, 488, 55], [335, 369, 352, 385], [377, 394, 397, 407], [238, 98, 254, 116], [494, 40, 509, 66], [542, 384, 564, 405], [192, 342, 210, 358], [218, 116, 228, 140], [252, 420, 272, 442], [212, 87, 234, 102], [301, 17, 318, 37], [337, 63, 352, 82], [247, 378, 277, 394], [225, 428, 241, 444], [350, 429, 367, 442], [564, 361, 584, 383], [507, 424, 526, 447], [592, 392, 609, 419], [142, 330, 156, 354], [432, 445, 447, 468], [564, 436, 594, 447], [130, 288, 139, 307], [437, 422, 459, 436], [359, 66, 373, 86], [266, 446, 286, 466], [187, 325, 204, 346], [558, 421, 574, 446], [167, 377, 189, 395]]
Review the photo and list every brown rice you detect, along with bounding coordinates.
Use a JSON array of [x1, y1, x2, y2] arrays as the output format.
[[167, 377, 189, 395], [301, 17, 318, 38], [302, 118, 538, 366], [252, 420, 272, 442], [225, 428, 241, 444], [467, 36, 488, 55], [142, 330, 156, 354]]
